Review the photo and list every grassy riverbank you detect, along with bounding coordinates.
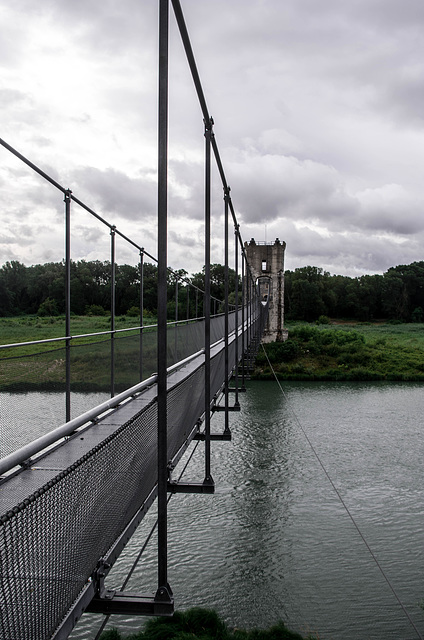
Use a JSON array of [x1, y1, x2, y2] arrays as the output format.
[[253, 321, 424, 381], [98, 608, 317, 640], [3, 316, 424, 384], [0, 315, 157, 352], [0, 315, 157, 392]]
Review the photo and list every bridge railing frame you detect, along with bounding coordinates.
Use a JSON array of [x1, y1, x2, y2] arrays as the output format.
[[153, 0, 265, 611], [0, 1, 268, 636]]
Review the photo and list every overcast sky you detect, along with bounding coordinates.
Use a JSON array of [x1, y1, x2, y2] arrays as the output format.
[[1, 0, 424, 277]]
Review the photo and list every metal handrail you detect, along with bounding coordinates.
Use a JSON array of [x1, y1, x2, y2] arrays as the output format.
[[0, 310, 243, 351], [0, 318, 246, 478], [0, 344, 210, 477]]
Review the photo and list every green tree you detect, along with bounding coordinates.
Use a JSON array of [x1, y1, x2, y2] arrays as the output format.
[[285, 266, 327, 321], [115, 263, 140, 314], [37, 297, 59, 316], [0, 261, 28, 314]]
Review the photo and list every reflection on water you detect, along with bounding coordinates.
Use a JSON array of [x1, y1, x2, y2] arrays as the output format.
[[6, 382, 424, 640]]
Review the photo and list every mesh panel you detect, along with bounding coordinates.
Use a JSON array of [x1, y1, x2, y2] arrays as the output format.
[[0, 348, 67, 459], [70, 339, 111, 391], [114, 333, 142, 392], [0, 398, 158, 640], [167, 366, 205, 461], [166, 321, 205, 367], [0, 347, 66, 392], [0, 304, 266, 640], [210, 314, 225, 343], [210, 348, 226, 398], [0, 315, 241, 461], [139, 329, 158, 380]]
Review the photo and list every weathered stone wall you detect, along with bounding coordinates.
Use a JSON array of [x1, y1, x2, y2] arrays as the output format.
[[245, 238, 288, 343]]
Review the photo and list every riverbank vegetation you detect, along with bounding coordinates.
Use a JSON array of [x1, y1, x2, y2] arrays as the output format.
[[254, 321, 424, 381], [284, 261, 424, 323], [2, 316, 424, 386], [0, 260, 237, 319], [0, 314, 157, 353], [3, 257, 424, 384], [2, 258, 424, 323], [98, 608, 317, 640]]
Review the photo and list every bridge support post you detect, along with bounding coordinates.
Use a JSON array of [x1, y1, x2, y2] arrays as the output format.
[[241, 249, 246, 390], [156, 0, 173, 607], [64, 189, 72, 423], [110, 226, 116, 398], [223, 187, 232, 437], [233, 225, 240, 408], [87, 556, 173, 616], [203, 115, 214, 488], [139, 249, 144, 381]]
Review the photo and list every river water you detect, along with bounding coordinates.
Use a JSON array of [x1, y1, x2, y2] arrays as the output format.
[[4, 382, 424, 639]]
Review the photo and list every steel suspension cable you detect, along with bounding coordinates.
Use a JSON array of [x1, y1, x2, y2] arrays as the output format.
[[260, 343, 423, 640]]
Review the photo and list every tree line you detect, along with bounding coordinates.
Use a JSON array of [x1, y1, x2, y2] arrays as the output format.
[[284, 262, 424, 322], [0, 260, 238, 319], [1, 259, 424, 322]]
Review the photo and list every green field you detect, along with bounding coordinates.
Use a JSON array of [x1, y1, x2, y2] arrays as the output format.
[[3, 316, 424, 385], [0, 315, 157, 350], [0, 315, 158, 392], [254, 321, 424, 381]]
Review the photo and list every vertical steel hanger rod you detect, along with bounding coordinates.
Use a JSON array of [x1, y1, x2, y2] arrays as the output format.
[[110, 226, 116, 398], [156, 0, 173, 606], [203, 116, 214, 487], [64, 189, 72, 422]]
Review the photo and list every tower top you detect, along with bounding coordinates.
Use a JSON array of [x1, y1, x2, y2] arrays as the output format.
[[247, 237, 284, 247]]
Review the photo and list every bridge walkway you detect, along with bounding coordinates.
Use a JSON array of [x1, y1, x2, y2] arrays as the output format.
[[0, 1, 270, 637], [0, 310, 265, 640]]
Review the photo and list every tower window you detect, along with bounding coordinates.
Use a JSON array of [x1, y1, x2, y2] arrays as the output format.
[[261, 260, 267, 271]]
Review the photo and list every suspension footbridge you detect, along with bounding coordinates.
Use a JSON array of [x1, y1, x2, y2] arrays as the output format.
[[0, 2, 284, 638]]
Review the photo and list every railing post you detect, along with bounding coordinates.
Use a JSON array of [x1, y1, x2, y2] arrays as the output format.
[[241, 248, 246, 390], [233, 225, 240, 407], [175, 277, 178, 362], [224, 187, 230, 434], [247, 271, 252, 370], [156, 0, 173, 606], [250, 273, 254, 365], [186, 282, 190, 356], [203, 115, 214, 487], [64, 189, 72, 423], [139, 250, 144, 381], [110, 226, 116, 398]]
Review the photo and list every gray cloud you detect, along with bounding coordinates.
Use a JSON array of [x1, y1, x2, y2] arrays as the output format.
[[70, 166, 157, 222], [2, 0, 424, 276]]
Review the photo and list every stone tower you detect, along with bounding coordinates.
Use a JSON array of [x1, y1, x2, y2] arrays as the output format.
[[244, 238, 288, 343]]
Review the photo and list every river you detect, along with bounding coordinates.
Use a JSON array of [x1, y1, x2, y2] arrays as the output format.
[[4, 381, 424, 639]]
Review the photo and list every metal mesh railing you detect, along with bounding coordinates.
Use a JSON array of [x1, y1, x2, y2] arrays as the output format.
[[0, 303, 266, 640], [0, 396, 159, 640], [0, 0, 275, 636], [0, 313, 237, 461]]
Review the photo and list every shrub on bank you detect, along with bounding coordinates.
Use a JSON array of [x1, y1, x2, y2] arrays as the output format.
[[99, 608, 316, 640], [255, 340, 300, 364], [253, 322, 424, 381]]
